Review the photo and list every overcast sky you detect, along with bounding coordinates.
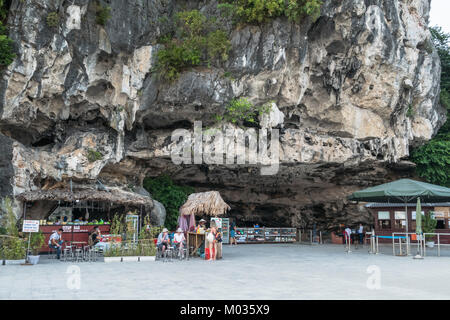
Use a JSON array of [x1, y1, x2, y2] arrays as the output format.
[[430, 0, 450, 33]]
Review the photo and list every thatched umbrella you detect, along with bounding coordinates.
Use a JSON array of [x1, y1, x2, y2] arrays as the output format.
[[180, 191, 230, 216], [178, 191, 230, 232]]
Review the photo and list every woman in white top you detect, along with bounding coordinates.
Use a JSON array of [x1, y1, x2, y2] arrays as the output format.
[[174, 228, 186, 250]]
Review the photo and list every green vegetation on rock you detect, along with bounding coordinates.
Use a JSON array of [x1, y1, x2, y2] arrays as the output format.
[[87, 149, 103, 163], [216, 98, 272, 126], [46, 12, 60, 28], [0, 197, 26, 260], [0, 0, 14, 68], [96, 2, 111, 26], [219, 0, 322, 24], [411, 26, 450, 187], [155, 9, 231, 81]]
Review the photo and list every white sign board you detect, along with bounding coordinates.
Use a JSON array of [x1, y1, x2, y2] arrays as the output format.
[[22, 220, 40, 233]]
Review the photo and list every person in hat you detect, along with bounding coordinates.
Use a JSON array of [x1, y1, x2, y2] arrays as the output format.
[[174, 228, 186, 253], [157, 228, 170, 255], [196, 219, 207, 234]]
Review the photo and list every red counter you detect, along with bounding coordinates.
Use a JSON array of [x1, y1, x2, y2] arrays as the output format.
[[40, 224, 111, 253]]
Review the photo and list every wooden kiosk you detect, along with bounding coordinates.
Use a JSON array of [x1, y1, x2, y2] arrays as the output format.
[[179, 191, 230, 259]]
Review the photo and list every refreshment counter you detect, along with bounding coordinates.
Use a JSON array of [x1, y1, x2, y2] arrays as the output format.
[[40, 224, 111, 253]]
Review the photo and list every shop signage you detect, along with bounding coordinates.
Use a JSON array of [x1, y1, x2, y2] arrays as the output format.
[[22, 220, 40, 233]]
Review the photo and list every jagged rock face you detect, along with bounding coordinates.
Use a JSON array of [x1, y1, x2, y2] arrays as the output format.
[[0, 0, 446, 228]]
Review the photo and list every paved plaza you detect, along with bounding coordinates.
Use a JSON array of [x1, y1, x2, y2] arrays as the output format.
[[1, 243, 450, 300]]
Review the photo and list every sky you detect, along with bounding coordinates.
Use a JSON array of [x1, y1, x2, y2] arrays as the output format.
[[430, 0, 450, 33]]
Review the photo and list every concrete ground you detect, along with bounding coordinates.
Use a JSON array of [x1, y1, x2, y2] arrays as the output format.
[[1, 243, 450, 300]]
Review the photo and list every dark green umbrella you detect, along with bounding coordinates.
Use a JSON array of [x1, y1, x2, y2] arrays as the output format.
[[348, 179, 450, 254], [415, 197, 422, 234], [348, 179, 450, 203]]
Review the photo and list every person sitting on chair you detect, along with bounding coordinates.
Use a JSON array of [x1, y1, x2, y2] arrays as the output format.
[[174, 228, 186, 253], [157, 228, 170, 255], [89, 226, 101, 246], [48, 228, 64, 259]]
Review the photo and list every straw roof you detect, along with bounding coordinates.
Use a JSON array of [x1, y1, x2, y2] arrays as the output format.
[[179, 191, 230, 216], [16, 187, 153, 207]]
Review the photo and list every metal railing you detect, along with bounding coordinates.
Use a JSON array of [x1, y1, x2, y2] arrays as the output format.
[[423, 233, 450, 257], [298, 229, 323, 245]]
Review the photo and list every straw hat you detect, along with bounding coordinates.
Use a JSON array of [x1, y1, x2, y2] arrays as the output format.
[[162, 228, 168, 233], [199, 219, 206, 223], [176, 228, 183, 233]]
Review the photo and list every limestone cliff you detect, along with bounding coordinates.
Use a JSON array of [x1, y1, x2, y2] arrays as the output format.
[[0, 0, 446, 228]]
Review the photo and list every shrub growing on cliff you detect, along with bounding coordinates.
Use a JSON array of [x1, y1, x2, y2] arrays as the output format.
[[143, 175, 194, 231], [216, 98, 272, 126], [219, 0, 322, 24], [46, 12, 59, 28], [0, 20, 14, 67], [155, 9, 231, 81], [87, 149, 103, 163], [96, 3, 111, 26]]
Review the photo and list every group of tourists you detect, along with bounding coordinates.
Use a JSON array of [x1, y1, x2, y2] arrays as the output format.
[[156, 219, 238, 261], [156, 227, 186, 257], [344, 223, 365, 244]]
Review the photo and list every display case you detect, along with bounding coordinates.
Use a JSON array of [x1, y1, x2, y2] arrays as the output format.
[[233, 228, 297, 244]]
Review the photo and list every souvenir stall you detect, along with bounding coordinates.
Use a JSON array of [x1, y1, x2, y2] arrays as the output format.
[[16, 186, 153, 253], [179, 191, 230, 259]]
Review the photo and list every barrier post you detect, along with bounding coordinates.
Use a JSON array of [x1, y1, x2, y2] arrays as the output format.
[[376, 235, 379, 254], [438, 234, 440, 257], [320, 231, 322, 244], [392, 234, 395, 256], [423, 233, 427, 257]]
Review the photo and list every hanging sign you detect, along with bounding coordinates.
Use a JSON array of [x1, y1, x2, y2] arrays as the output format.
[[22, 220, 40, 233]]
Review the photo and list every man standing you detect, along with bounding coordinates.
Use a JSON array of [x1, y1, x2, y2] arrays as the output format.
[[48, 228, 64, 259], [358, 224, 364, 245]]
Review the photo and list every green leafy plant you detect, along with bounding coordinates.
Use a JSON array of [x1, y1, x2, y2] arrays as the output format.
[[406, 104, 415, 118], [110, 213, 124, 236], [0, 197, 26, 260], [411, 26, 450, 187], [96, 2, 111, 26], [46, 12, 59, 28], [217, 98, 272, 125], [0, 20, 15, 67], [87, 149, 103, 162], [29, 231, 45, 255], [422, 212, 437, 240], [143, 175, 194, 231], [411, 138, 450, 187], [154, 9, 231, 81], [219, 0, 322, 24]]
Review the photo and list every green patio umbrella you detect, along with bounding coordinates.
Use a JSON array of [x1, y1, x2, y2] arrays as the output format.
[[348, 179, 450, 254], [415, 197, 422, 234], [415, 197, 423, 258]]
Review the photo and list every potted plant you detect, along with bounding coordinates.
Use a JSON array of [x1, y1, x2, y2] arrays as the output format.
[[27, 231, 45, 265], [422, 212, 437, 248], [1, 197, 26, 265]]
